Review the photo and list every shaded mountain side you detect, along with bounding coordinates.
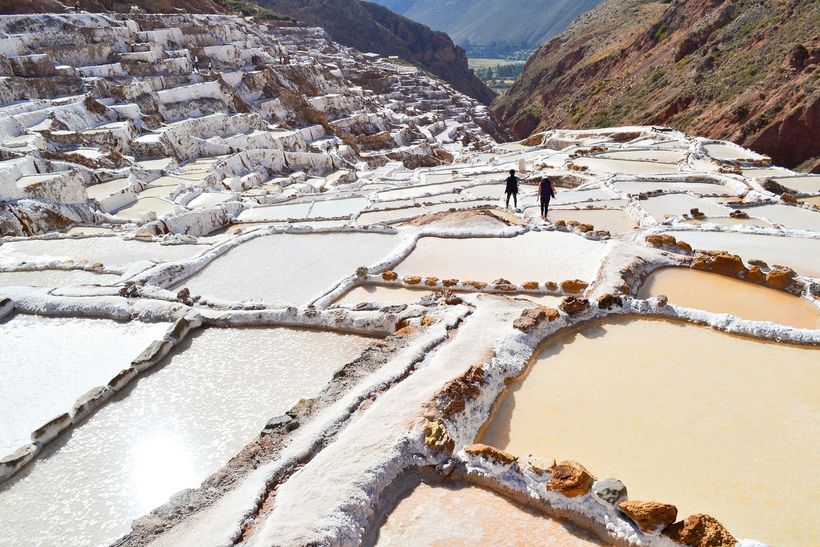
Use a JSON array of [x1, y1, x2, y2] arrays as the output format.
[[371, 0, 603, 57], [492, 0, 820, 170], [254, 0, 496, 105]]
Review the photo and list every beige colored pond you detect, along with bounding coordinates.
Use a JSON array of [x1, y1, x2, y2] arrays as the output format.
[[640, 193, 729, 221], [114, 197, 178, 220], [0, 268, 120, 287], [479, 318, 820, 546], [638, 267, 819, 329], [549, 209, 636, 234], [376, 481, 602, 546], [774, 175, 820, 194], [668, 231, 820, 278], [681, 217, 771, 228], [394, 232, 606, 285], [613, 180, 737, 196], [572, 157, 679, 174], [743, 204, 820, 232], [0, 327, 371, 547], [801, 196, 820, 207]]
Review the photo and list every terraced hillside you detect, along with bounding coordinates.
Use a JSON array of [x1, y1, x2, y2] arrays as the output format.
[[493, 0, 820, 170]]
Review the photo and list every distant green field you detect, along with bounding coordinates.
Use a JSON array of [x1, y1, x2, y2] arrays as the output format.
[[468, 58, 525, 69]]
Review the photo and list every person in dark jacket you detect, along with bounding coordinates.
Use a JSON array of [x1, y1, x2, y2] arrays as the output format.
[[504, 169, 519, 209], [539, 176, 556, 217]]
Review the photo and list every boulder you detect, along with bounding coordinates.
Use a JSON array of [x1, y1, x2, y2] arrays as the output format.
[[442, 278, 459, 287], [663, 514, 736, 546], [592, 478, 628, 506], [656, 294, 668, 308], [382, 271, 399, 281], [744, 266, 766, 284], [545, 281, 559, 291], [729, 210, 749, 219], [522, 281, 540, 290], [618, 500, 678, 533], [646, 234, 677, 247], [691, 251, 747, 277], [577, 223, 594, 233], [765, 266, 796, 290], [424, 276, 439, 286], [597, 293, 623, 309], [464, 280, 488, 289], [403, 276, 422, 285], [546, 460, 596, 497], [560, 296, 590, 315], [560, 279, 588, 293], [689, 208, 705, 219], [513, 306, 560, 331], [677, 240, 693, 253], [781, 193, 798, 204], [422, 418, 454, 452]]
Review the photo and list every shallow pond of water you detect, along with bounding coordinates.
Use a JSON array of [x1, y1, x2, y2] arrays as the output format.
[[376, 181, 466, 201], [394, 232, 605, 284], [376, 480, 603, 546], [0, 237, 209, 268], [86, 178, 130, 201], [801, 196, 820, 207], [187, 193, 233, 209], [640, 193, 730, 221], [334, 285, 434, 306], [613, 181, 737, 196], [668, 231, 820, 278], [114, 197, 178, 220], [236, 201, 312, 222], [680, 217, 771, 228], [597, 149, 684, 163], [308, 197, 369, 218], [64, 226, 115, 236], [548, 209, 636, 234], [0, 327, 371, 547], [0, 314, 169, 455], [773, 175, 820, 194], [743, 204, 819, 232], [704, 143, 761, 161], [552, 188, 619, 205], [479, 318, 820, 546], [182, 232, 397, 305], [742, 167, 792, 178], [572, 157, 679, 175], [0, 268, 120, 287], [638, 267, 819, 329]]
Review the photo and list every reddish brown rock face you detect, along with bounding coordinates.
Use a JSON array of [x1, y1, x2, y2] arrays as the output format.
[[764, 266, 796, 290], [560, 296, 590, 315], [513, 307, 560, 331], [691, 251, 747, 277], [664, 514, 737, 547], [618, 500, 678, 533], [546, 460, 596, 497]]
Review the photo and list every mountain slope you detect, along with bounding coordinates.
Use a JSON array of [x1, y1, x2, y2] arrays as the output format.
[[254, 0, 496, 104], [370, 0, 603, 56], [492, 0, 820, 170]]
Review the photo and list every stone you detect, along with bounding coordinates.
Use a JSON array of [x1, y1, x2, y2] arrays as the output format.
[[577, 223, 594, 233], [689, 208, 705, 219], [463, 443, 517, 465], [646, 234, 677, 247], [560, 279, 588, 293], [422, 418, 455, 452], [560, 296, 590, 315], [597, 293, 623, 309], [691, 251, 747, 277], [663, 514, 737, 547], [522, 281, 540, 290], [618, 500, 678, 533], [744, 266, 766, 284], [264, 414, 299, 433], [445, 294, 463, 305], [424, 276, 439, 286], [656, 294, 668, 308], [545, 281, 559, 291], [765, 266, 795, 290], [403, 276, 422, 285], [464, 280, 488, 289], [676, 240, 692, 253], [554, 219, 567, 228], [420, 315, 437, 326], [781, 193, 798, 204], [546, 460, 596, 497], [382, 271, 399, 281], [442, 278, 459, 287], [513, 306, 559, 331], [729, 209, 749, 219], [592, 478, 628, 506], [394, 325, 418, 336]]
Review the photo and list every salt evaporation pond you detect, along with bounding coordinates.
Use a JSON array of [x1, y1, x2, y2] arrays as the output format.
[[0, 327, 371, 547], [597, 149, 684, 162], [0, 269, 120, 287], [681, 217, 771, 228], [0, 237, 209, 267], [773, 175, 820, 194], [479, 318, 820, 546], [236, 201, 312, 222], [394, 232, 606, 284], [376, 181, 466, 201], [704, 143, 762, 161], [308, 197, 369, 218], [572, 157, 680, 174], [182, 232, 397, 304], [613, 180, 737, 196], [114, 197, 178, 220], [376, 481, 602, 546], [0, 314, 170, 455], [638, 267, 819, 329], [742, 204, 820, 231], [549, 209, 636, 234], [335, 285, 434, 306], [668, 231, 820, 278], [640, 193, 729, 220]]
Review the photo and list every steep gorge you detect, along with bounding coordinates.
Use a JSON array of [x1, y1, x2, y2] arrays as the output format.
[[493, 0, 820, 170]]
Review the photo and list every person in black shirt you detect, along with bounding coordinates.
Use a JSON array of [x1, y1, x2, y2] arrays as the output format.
[[539, 176, 556, 217], [504, 169, 519, 209]]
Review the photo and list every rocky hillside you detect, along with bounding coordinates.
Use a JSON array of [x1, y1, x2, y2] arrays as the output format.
[[493, 0, 820, 170], [371, 0, 603, 57], [254, 0, 496, 104]]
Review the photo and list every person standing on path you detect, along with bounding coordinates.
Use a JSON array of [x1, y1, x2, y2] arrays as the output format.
[[539, 176, 556, 217], [504, 169, 520, 209]]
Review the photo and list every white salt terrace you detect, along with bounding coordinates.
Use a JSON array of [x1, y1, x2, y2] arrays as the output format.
[[181, 232, 397, 305], [479, 318, 820, 546], [1, 10, 818, 547], [393, 232, 606, 284], [0, 314, 170, 455], [0, 327, 371, 547]]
